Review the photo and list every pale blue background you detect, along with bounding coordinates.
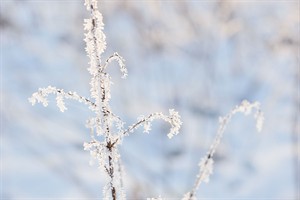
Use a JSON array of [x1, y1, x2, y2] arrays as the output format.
[[1, 0, 299, 199]]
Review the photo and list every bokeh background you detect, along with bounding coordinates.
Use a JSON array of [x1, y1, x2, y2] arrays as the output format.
[[1, 0, 299, 199]]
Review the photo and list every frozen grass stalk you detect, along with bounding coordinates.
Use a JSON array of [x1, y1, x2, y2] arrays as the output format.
[[182, 100, 264, 200], [29, 0, 182, 199], [29, 0, 264, 199]]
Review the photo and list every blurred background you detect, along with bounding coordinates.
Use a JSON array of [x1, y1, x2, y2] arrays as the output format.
[[1, 0, 299, 199]]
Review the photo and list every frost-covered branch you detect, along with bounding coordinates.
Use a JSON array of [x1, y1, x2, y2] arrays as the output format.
[[102, 52, 127, 79], [28, 86, 96, 112], [123, 109, 182, 139], [183, 100, 264, 200]]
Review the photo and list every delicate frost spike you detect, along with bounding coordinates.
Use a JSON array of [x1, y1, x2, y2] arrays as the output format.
[[167, 109, 183, 139], [93, 17, 107, 57], [56, 93, 67, 112], [83, 19, 93, 31], [29, 87, 53, 107], [84, 0, 106, 78], [184, 100, 264, 200]]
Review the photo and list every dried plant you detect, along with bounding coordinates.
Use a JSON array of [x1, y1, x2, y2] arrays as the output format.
[[29, 1, 264, 199], [29, 0, 181, 199]]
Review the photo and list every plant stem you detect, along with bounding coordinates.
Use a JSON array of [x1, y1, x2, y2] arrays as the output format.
[[107, 141, 117, 200]]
